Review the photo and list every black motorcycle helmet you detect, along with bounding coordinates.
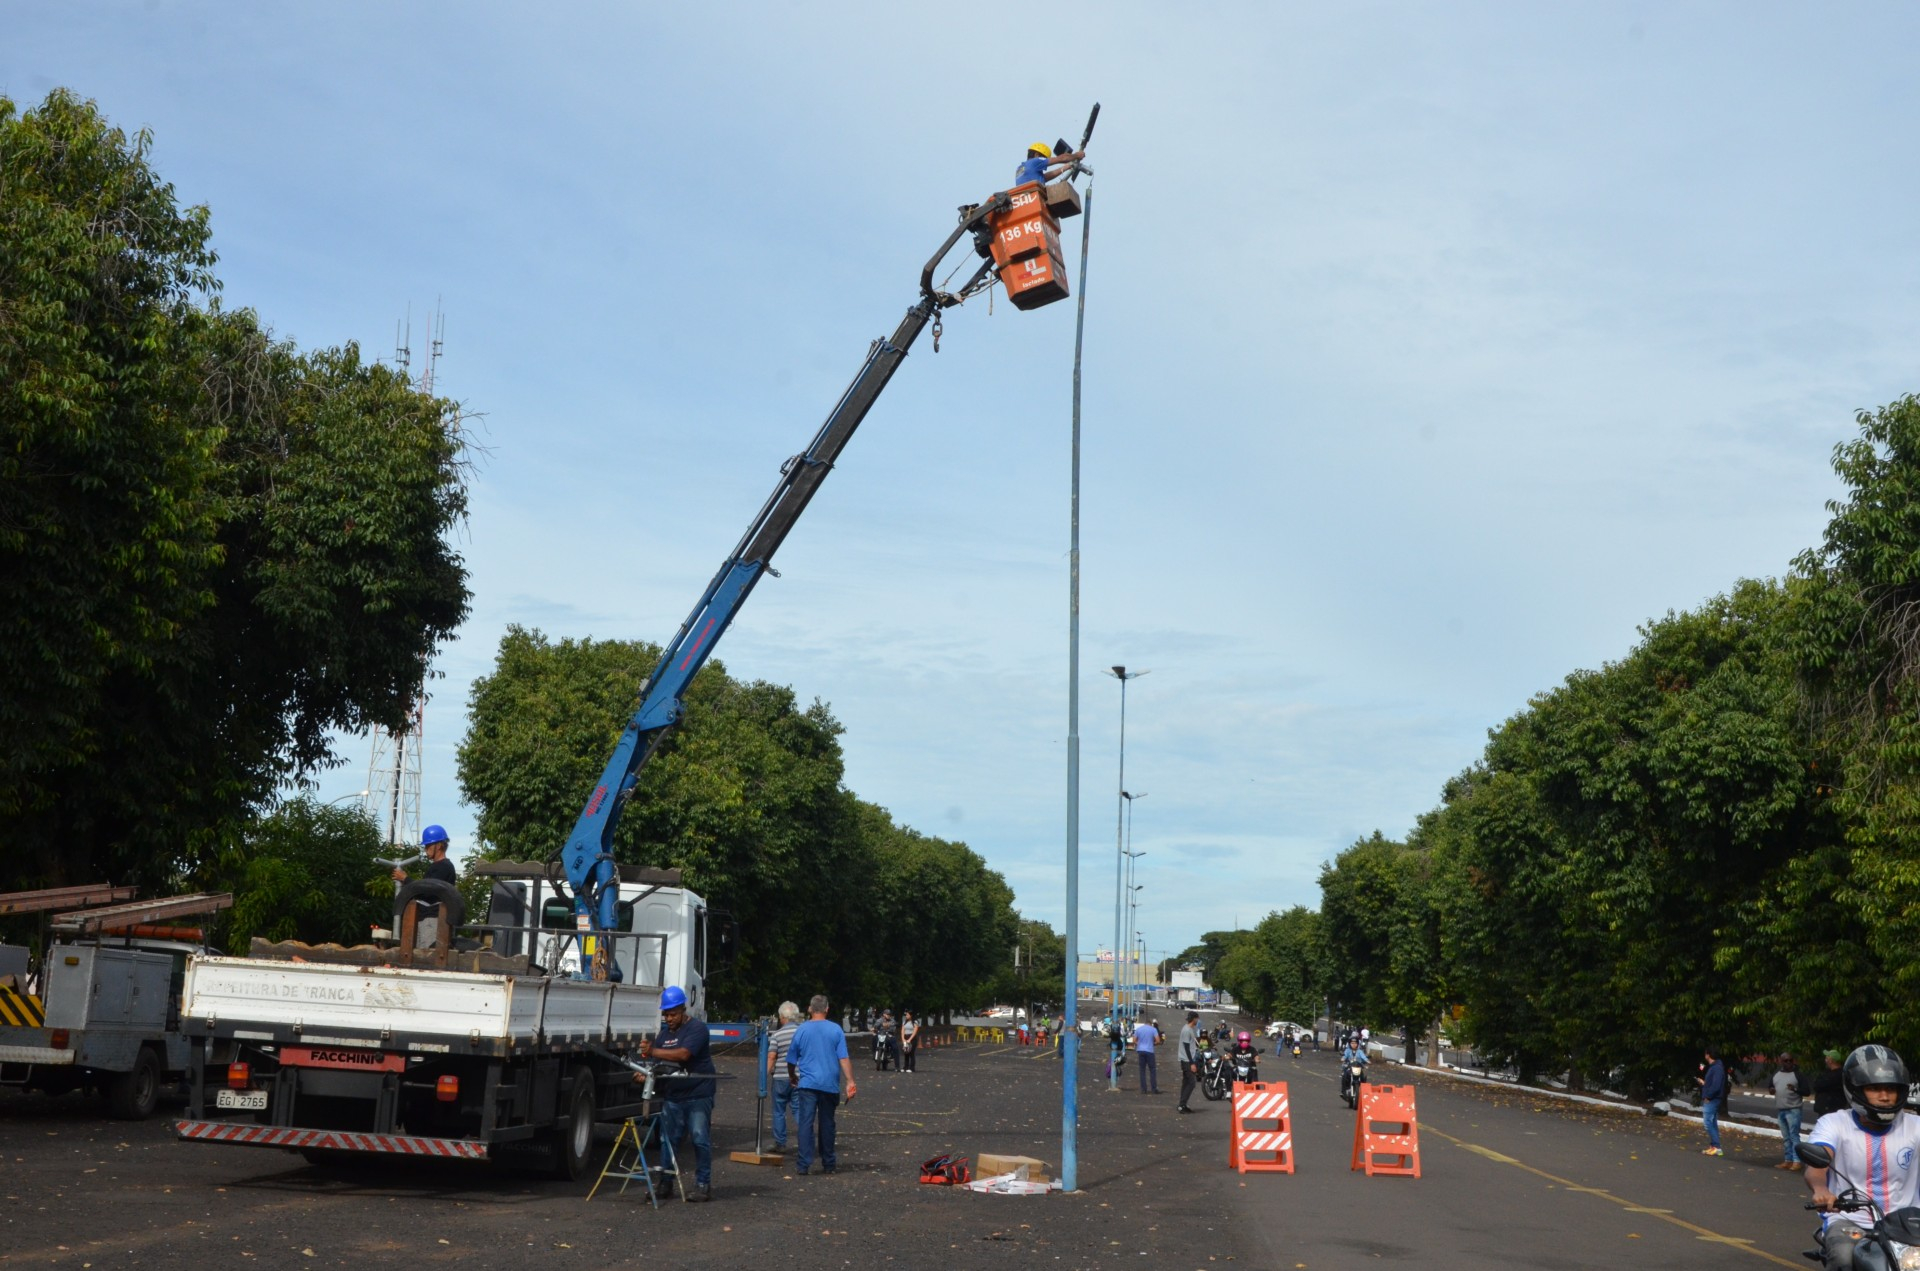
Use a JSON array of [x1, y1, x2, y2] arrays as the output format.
[[1842, 1044, 1910, 1127]]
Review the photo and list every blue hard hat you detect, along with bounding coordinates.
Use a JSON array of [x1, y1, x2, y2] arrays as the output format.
[[421, 825, 449, 847], [660, 986, 688, 1011]]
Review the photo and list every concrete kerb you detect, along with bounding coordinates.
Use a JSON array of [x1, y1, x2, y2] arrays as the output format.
[[1380, 1059, 1787, 1141]]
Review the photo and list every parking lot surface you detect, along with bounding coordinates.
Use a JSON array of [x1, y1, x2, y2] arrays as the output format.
[[0, 1025, 1825, 1269]]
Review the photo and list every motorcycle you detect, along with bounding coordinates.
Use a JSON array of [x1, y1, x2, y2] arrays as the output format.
[[1200, 1050, 1231, 1102], [872, 1028, 897, 1071], [1204, 1048, 1261, 1101], [1798, 1141, 1920, 1269], [1340, 1057, 1368, 1109]]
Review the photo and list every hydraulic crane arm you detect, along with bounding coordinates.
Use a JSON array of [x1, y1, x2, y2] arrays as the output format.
[[557, 199, 1014, 976]]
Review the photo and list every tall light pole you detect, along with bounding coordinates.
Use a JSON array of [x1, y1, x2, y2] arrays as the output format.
[[1104, 666, 1146, 1089], [1123, 874, 1143, 1018], [1122, 789, 1145, 1019], [1060, 158, 1097, 1193]]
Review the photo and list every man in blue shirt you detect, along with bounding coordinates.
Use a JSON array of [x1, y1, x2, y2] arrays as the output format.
[[1133, 1016, 1163, 1094], [641, 985, 717, 1201], [787, 993, 857, 1175], [1013, 140, 1085, 189]]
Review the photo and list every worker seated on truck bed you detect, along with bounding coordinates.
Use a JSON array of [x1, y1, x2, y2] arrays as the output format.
[[1013, 140, 1084, 188], [392, 824, 458, 947]]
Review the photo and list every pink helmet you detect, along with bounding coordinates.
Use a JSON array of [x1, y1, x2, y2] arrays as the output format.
[[1237, 1031, 1251, 1043]]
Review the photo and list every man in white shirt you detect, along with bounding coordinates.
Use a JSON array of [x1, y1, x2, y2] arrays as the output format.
[[1805, 1045, 1920, 1268]]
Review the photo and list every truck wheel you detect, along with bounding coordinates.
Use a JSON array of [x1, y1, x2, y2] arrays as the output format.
[[550, 1069, 596, 1181], [107, 1047, 162, 1120]]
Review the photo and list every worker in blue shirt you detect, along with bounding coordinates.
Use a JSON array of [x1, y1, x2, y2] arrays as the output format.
[[640, 985, 718, 1201], [1013, 140, 1085, 188]]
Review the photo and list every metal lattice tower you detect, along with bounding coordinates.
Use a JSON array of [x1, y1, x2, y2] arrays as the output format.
[[362, 307, 445, 849], [364, 690, 425, 851]]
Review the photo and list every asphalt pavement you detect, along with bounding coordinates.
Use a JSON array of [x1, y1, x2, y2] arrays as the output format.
[[0, 1034, 1825, 1269]]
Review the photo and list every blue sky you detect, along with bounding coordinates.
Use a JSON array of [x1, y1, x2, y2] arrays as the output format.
[[11, 3, 1920, 967]]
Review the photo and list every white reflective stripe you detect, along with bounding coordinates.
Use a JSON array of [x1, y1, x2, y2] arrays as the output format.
[[1234, 1091, 1289, 1120], [175, 1120, 487, 1158], [1238, 1131, 1292, 1151], [0, 1045, 74, 1065]]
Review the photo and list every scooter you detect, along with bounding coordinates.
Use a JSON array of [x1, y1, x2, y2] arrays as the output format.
[[1341, 1057, 1368, 1109], [1797, 1141, 1920, 1268]]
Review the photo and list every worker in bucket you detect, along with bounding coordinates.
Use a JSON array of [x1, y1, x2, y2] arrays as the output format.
[[392, 825, 458, 946], [1013, 140, 1085, 188]]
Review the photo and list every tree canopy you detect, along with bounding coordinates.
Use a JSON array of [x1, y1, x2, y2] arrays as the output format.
[[0, 90, 471, 895], [1302, 401, 1920, 1092], [456, 627, 1022, 1015]]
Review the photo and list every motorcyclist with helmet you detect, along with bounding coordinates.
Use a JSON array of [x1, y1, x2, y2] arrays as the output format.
[[1804, 1044, 1920, 1268], [1229, 1030, 1262, 1085], [1340, 1033, 1370, 1102]]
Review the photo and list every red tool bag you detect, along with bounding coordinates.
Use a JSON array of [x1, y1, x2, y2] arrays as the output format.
[[919, 1154, 972, 1185]]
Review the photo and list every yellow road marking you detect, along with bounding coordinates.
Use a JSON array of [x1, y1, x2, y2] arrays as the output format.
[[1423, 1125, 1801, 1269]]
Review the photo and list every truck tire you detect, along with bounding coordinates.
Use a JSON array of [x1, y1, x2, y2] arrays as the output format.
[[107, 1046, 162, 1120], [550, 1068, 596, 1181]]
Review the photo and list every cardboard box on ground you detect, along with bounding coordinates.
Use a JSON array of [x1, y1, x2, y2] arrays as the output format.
[[975, 1154, 1051, 1183]]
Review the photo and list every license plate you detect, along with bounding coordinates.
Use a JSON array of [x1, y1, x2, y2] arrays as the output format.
[[217, 1089, 268, 1111]]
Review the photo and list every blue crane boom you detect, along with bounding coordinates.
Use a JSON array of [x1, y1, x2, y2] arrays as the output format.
[[556, 194, 1022, 979]]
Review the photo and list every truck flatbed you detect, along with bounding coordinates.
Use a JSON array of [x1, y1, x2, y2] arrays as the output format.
[[182, 955, 663, 1056]]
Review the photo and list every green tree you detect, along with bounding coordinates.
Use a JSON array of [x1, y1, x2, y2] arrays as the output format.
[[457, 627, 1022, 1016], [0, 91, 471, 893], [1790, 395, 1920, 1054], [458, 628, 858, 1011], [1160, 930, 1251, 984], [209, 796, 388, 950], [1318, 831, 1407, 1030]]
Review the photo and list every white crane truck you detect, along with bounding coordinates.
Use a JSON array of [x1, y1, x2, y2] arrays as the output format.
[[175, 864, 718, 1177]]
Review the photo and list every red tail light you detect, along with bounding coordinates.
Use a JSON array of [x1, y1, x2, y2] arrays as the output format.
[[49, 1029, 69, 1050], [227, 1062, 251, 1089], [436, 1075, 459, 1102]]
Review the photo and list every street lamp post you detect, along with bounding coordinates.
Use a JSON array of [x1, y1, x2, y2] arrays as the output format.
[[1104, 666, 1146, 1089], [1121, 789, 1145, 1019], [1122, 876, 1141, 1018]]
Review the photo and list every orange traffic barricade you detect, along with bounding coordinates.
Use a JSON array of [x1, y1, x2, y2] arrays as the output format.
[[1350, 1082, 1421, 1177], [1227, 1080, 1295, 1174]]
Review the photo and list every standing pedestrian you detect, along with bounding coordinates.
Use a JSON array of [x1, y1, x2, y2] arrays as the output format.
[[1772, 1052, 1803, 1170], [787, 994, 856, 1176], [1812, 1048, 1846, 1117], [639, 985, 717, 1201], [900, 1010, 920, 1073], [766, 1001, 801, 1155], [1133, 1015, 1163, 1094], [1176, 1010, 1202, 1113], [1697, 1047, 1728, 1156]]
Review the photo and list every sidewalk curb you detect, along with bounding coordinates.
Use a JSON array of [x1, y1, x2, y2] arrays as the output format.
[[1383, 1060, 1786, 1140]]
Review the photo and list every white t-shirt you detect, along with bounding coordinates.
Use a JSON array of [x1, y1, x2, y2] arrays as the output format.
[[1807, 1109, 1920, 1227]]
